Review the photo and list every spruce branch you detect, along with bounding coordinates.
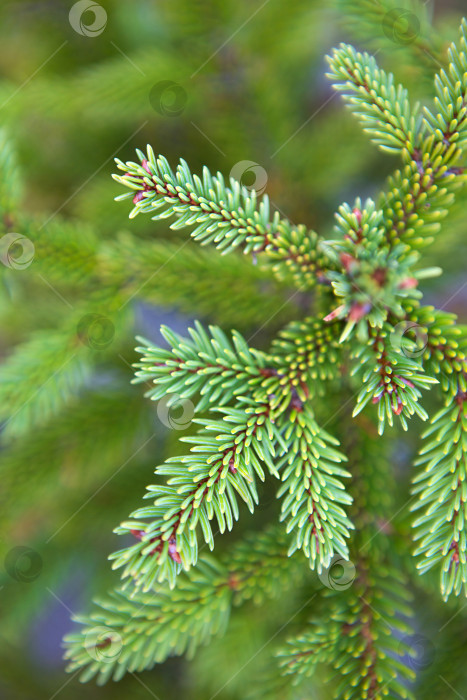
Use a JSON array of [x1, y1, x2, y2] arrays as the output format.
[[64, 526, 307, 684], [0, 328, 92, 438], [277, 406, 353, 570], [379, 136, 465, 249], [412, 387, 467, 599], [351, 323, 437, 434], [113, 148, 332, 289], [327, 43, 419, 155], [321, 198, 425, 341], [424, 19, 467, 149], [329, 44, 467, 251], [57, 15, 467, 698], [133, 321, 272, 414], [402, 302, 467, 396], [269, 314, 343, 394], [277, 561, 416, 699], [110, 401, 284, 590]]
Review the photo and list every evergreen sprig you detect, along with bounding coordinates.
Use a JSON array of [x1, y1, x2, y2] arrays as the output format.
[[278, 559, 416, 699], [110, 402, 283, 590], [425, 19, 467, 149], [63, 16, 467, 697], [277, 406, 353, 569], [326, 43, 419, 154], [351, 323, 438, 434], [64, 526, 307, 683], [113, 149, 331, 289], [412, 389, 467, 598]]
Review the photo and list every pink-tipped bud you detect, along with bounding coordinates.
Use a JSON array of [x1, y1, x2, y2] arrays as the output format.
[[141, 159, 151, 174], [398, 277, 418, 290], [324, 304, 345, 322], [168, 537, 182, 564], [352, 208, 362, 224]]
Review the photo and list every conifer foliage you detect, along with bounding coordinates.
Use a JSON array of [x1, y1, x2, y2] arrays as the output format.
[[63, 17, 467, 699]]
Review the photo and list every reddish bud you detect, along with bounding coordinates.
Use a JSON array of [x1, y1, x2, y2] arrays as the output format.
[[340, 253, 356, 272], [229, 458, 237, 474], [228, 574, 240, 589], [450, 541, 460, 563], [393, 400, 403, 416], [133, 191, 145, 205], [371, 268, 387, 287], [131, 529, 144, 540], [141, 159, 151, 174], [168, 537, 182, 564], [352, 208, 362, 224], [324, 304, 345, 322], [398, 277, 418, 290]]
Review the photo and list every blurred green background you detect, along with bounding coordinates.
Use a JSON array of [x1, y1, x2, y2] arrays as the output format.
[[0, 0, 466, 698]]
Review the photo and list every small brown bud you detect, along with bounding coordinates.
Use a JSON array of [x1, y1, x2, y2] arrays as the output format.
[[133, 191, 145, 204]]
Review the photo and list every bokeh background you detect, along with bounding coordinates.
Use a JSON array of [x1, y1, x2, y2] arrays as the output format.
[[0, 0, 466, 698]]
